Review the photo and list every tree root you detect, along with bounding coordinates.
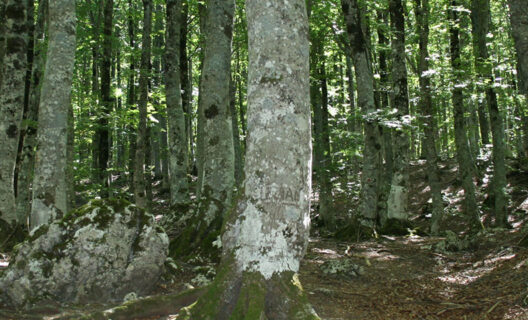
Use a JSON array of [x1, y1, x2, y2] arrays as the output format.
[[58, 288, 205, 320]]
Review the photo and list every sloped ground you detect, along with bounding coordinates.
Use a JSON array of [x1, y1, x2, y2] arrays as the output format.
[[302, 233, 528, 319], [1, 159, 528, 319]]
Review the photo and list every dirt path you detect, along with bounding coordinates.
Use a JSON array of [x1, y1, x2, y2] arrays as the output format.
[[301, 235, 528, 320]]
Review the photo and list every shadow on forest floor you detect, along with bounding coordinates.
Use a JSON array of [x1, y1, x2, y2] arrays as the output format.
[[1, 159, 528, 319]]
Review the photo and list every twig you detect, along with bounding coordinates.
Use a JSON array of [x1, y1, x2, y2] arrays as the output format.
[[486, 301, 500, 315]]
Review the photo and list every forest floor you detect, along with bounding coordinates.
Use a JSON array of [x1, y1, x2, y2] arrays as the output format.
[[1, 158, 528, 319]]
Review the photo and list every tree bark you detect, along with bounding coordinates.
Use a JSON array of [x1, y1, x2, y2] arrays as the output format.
[[133, 0, 152, 209], [0, 0, 28, 226], [30, 0, 76, 229], [97, 0, 114, 197], [342, 0, 383, 227], [187, 0, 318, 317], [165, 0, 190, 209], [16, 0, 47, 226], [471, 0, 508, 226], [0, 0, 6, 85], [415, 0, 444, 234], [180, 0, 193, 169], [230, 75, 243, 186], [508, 0, 528, 159], [448, 0, 480, 228], [171, 0, 235, 258], [386, 0, 410, 224]]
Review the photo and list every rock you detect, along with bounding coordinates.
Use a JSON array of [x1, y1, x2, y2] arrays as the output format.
[[320, 258, 364, 279], [434, 230, 469, 252], [0, 199, 169, 308]]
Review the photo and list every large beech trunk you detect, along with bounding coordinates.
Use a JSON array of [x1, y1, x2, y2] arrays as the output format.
[[170, 0, 235, 258], [0, 0, 28, 227], [186, 0, 319, 318], [30, 0, 76, 228], [165, 0, 190, 208]]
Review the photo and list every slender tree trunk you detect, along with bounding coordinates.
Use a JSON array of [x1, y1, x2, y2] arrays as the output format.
[[0, 0, 6, 85], [188, 0, 318, 317], [415, 0, 444, 234], [134, 0, 152, 209], [508, 0, 528, 159], [97, 0, 114, 197], [230, 75, 243, 186], [448, 0, 480, 228], [376, 9, 393, 223], [30, 0, 76, 229], [171, 0, 235, 258], [344, 51, 356, 132], [0, 0, 28, 226], [472, 0, 508, 226], [89, 0, 102, 183], [16, 0, 47, 226], [386, 0, 410, 224], [342, 0, 382, 227], [126, 0, 137, 189], [180, 0, 192, 168], [165, 0, 189, 208]]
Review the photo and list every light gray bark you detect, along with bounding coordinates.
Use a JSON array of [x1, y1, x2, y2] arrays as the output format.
[[196, 0, 235, 219], [0, 0, 28, 226], [188, 0, 318, 317], [170, 0, 235, 259], [342, 0, 382, 226], [165, 0, 189, 208], [386, 0, 410, 223], [134, 0, 152, 209], [30, 0, 76, 229], [16, 0, 47, 225]]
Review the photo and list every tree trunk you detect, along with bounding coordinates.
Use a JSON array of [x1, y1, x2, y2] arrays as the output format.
[[376, 9, 393, 223], [0, 0, 28, 226], [448, 0, 480, 228], [97, 0, 114, 197], [170, 0, 235, 258], [180, 0, 192, 169], [126, 0, 137, 189], [16, 0, 47, 226], [386, 0, 410, 224], [230, 75, 243, 186], [342, 0, 383, 227], [30, 0, 76, 229], [415, 0, 444, 234], [471, 0, 508, 226], [187, 0, 318, 318], [508, 0, 528, 159], [133, 0, 152, 209], [0, 0, 6, 85], [344, 51, 356, 132], [165, 0, 190, 209]]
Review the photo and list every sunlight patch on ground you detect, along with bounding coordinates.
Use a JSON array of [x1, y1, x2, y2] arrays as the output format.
[[438, 250, 517, 285]]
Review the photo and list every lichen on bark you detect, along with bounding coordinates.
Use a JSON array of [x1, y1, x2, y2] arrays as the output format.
[[29, 0, 76, 229], [186, 0, 318, 318], [0, 0, 28, 227]]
